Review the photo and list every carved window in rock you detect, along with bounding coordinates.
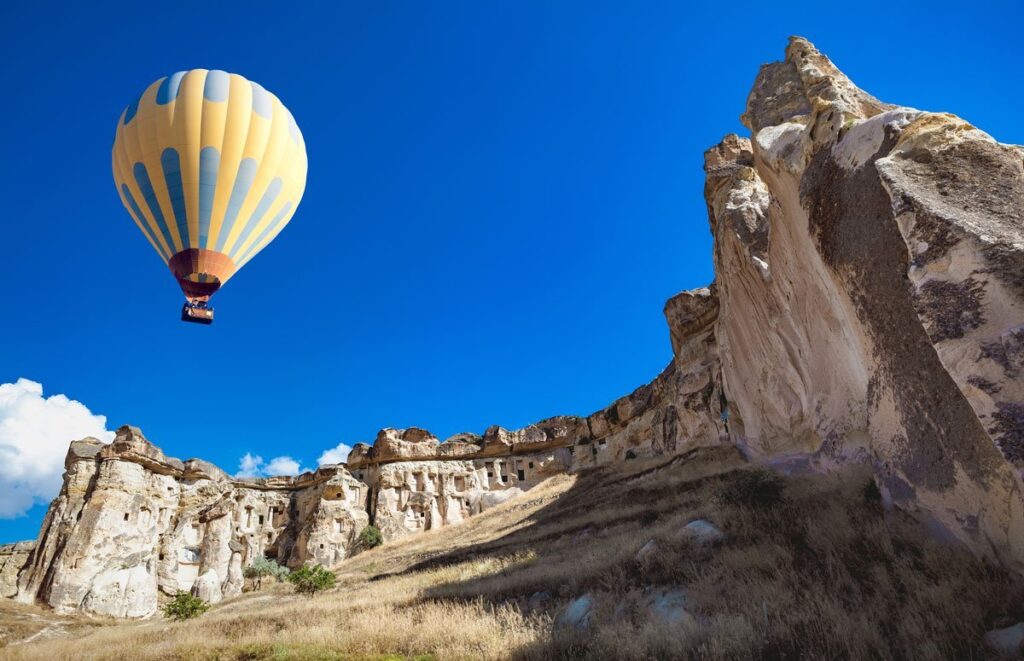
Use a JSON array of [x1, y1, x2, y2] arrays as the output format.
[[529, 462, 534, 469], [124, 512, 130, 522], [334, 519, 342, 533], [454, 476, 466, 491], [415, 472, 426, 491], [258, 514, 264, 526], [517, 469, 525, 481], [139, 508, 152, 526], [245, 506, 254, 528]]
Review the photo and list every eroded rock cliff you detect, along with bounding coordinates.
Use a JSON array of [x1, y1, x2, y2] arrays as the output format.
[[3, 36, 1022, 618], [7, 306, 722, 619], [709, 37, 1024, 565]]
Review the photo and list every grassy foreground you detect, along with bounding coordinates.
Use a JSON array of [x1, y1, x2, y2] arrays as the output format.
[[4, 446, 1023, 660]]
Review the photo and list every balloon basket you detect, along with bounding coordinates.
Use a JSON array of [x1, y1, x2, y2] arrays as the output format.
[[181, 303, 214, 325]]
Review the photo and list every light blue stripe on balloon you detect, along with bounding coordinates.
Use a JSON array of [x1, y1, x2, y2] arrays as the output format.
[[286, 109, 302, 144], [121, 184, 169, 260], [133, 162, 179, 253], [228, 178, 283, 260], [160, 148, 189, 249], [213, 158, 258, 252], [198, 147, 220, 246], [203, 70, 230, 102], [251, 82, 272, 118], [237, 201, 293, 264], [156, 72, 187, 104]]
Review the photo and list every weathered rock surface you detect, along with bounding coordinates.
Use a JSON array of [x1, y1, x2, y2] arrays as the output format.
[[984, 622, 1024, 657], [0, 542, 34, 598], [709, 37, 1024, 567], [12, 426, 370, 617], [3, 36, 1022, 619]]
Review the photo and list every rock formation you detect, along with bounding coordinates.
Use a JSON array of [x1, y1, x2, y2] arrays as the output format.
[[708, 37, 1023, 566], [3, 283, 723, 619], [12, 428, 369, 617], [0, 542, 33, 598], [2, 36, 1022, 618]]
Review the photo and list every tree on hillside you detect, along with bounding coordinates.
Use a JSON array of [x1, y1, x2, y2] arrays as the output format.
[[244, 557, 291, 590], [287, 564, 336, 596]]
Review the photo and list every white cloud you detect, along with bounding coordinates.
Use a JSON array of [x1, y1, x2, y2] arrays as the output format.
[[0, 378, 114, 519], [235, 453, 307, 478], [235, 440, 354, 479], [317, 442, 352, 466], [264, 456, 302, 476], [235, 452, 264, 478]]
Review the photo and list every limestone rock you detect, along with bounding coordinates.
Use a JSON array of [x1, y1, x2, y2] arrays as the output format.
[[14, 428, 370, 617], [193, 569, 222, 604], [635, 539, 659, 564], [369, 428, 441, 463], [984, 622, 1024, 657], [555, 593, 595, 630], [707, 37, 1024, 566], [642, 586, 694, 625], [679, 519, 726, 546], [0, 542, 33, 598]]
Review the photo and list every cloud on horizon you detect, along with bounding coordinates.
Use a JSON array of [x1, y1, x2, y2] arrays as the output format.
[[234, 453, 309, 478], [0, 378, 115, 519], [317, 442, 353, 466], [235, 440, 353, 480]]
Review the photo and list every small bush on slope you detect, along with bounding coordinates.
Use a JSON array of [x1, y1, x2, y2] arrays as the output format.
[[287, 564, 336, 595], [162, 592, 209, 621], [358, 524, 384, 549]]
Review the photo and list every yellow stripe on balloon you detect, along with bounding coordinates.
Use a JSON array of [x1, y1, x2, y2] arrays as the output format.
[[175, 70, 207, 248]]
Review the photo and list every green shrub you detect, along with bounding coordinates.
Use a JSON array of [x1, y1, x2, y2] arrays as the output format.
[[718, 469, 785, 508], [244, 557, 291, 590], [358, 524, 384, 549], [162, 591, 209, 620], [287, 564, 336, 595]]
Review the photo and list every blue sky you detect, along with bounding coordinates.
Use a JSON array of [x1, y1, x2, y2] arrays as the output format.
[[1, 1, 1020, 542]]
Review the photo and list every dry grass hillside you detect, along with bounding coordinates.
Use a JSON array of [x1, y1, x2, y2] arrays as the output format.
[[4, 447, 1024, 660]]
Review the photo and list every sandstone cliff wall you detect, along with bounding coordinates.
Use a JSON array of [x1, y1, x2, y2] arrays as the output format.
[[5, 301, 722, 619], [708, 37, 1024, 567]]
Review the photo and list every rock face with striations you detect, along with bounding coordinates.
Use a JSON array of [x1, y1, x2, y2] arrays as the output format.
[[3, 37, 1022, 618], [708, 37, 1023, 565], [13, 427, 370, 617]]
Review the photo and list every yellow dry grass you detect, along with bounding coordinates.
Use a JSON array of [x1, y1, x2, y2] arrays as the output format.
[[4, 446, 1023, 660]]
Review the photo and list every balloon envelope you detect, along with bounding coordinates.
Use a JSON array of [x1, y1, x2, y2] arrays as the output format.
[[112, 70, 307, 300]]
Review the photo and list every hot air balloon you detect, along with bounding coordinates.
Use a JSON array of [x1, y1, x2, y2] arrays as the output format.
[[112, 70, 307, 324]]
